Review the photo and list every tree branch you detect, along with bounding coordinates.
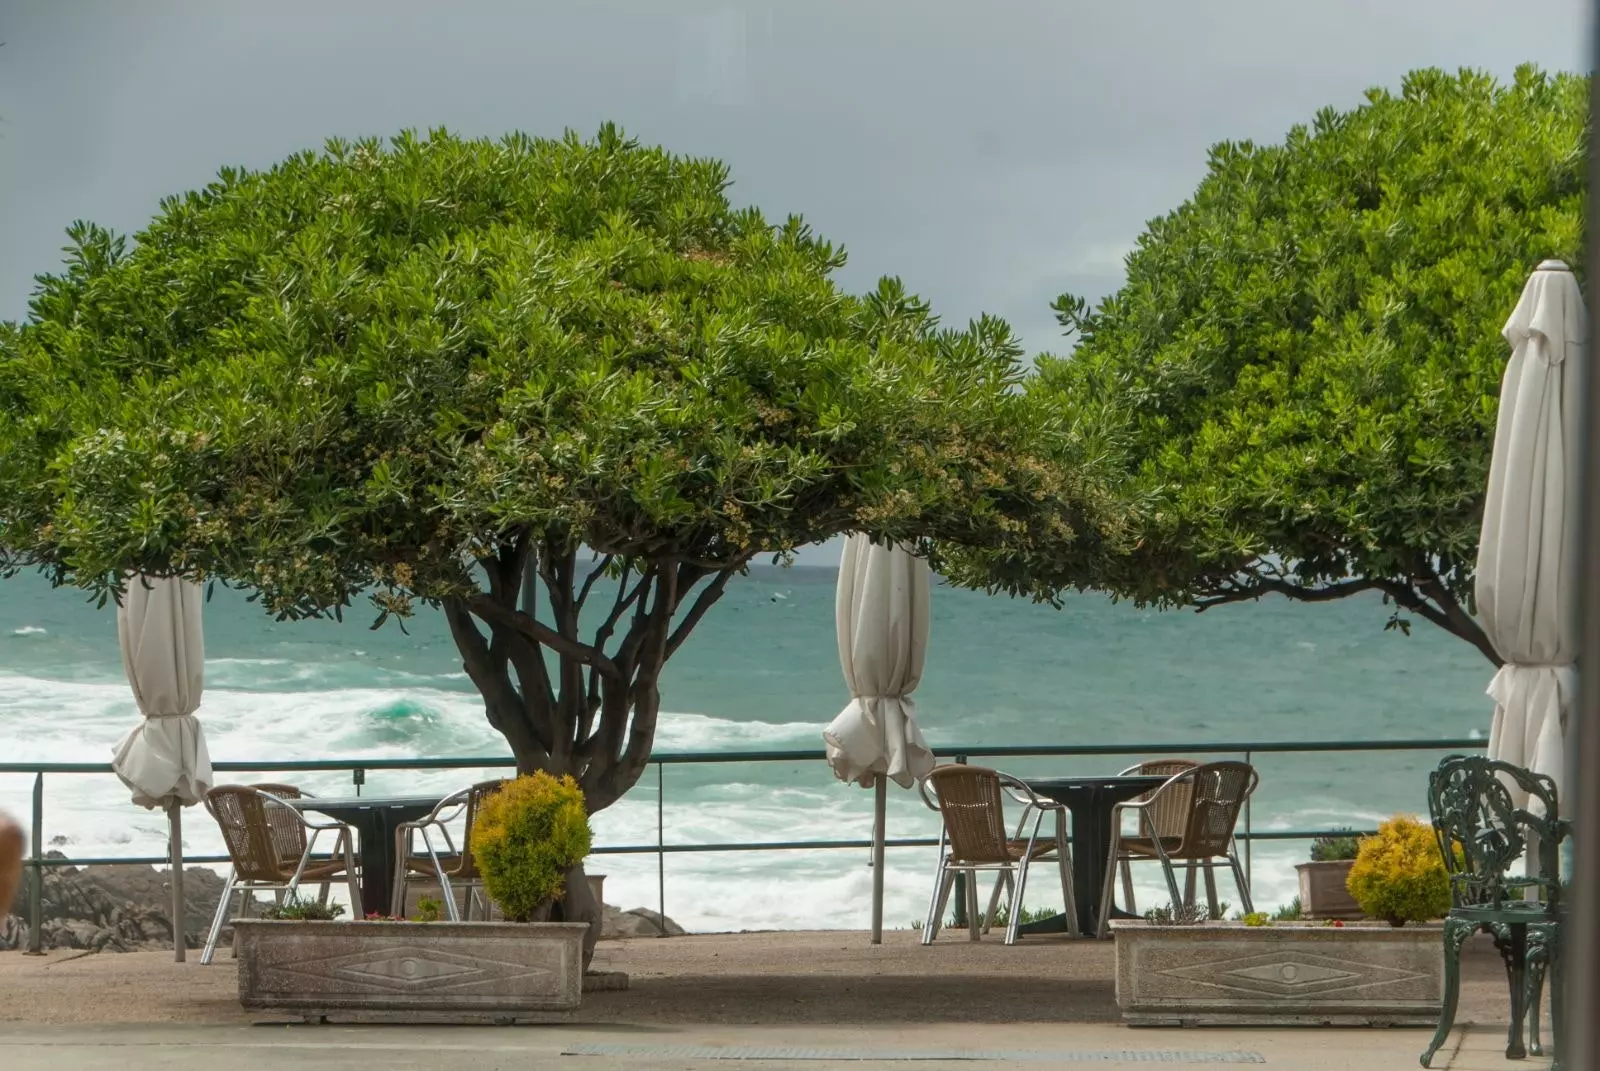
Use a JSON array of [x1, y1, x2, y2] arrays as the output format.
[[1408, 557, 1503, 667], [1193, 575, 1381, 610], [1192, 558, 1504, 668], [665, 565, 741, 659], [467, 592, 621, 679], [575, 553, 615, 614], [443, 597, 547, 767]]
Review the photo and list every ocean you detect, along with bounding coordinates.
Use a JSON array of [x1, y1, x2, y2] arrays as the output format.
[[0, 563, 1490, 931]]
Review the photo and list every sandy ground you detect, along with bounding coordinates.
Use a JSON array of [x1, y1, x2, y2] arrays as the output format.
[[0, 928, 1537, 1032]]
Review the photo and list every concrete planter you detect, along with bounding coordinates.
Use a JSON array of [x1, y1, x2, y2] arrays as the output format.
[[1295, 860, 1362, 920], [1111, 920, 1442, 1027], [234, 919, 588, 1023]]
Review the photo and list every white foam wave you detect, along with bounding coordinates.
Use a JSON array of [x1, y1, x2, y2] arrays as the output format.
[[0, 669, 1333, 931], [9, 626, 47, 636]]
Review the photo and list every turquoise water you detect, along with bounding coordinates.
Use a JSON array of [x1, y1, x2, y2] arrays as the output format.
[[0, 564, 1490, 930]]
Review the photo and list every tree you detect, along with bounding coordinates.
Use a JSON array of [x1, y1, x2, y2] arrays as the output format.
[[0, 126, 1115, 808], [1023, 67, 1586, 664]]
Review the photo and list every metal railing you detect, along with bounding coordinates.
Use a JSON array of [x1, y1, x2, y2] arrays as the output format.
[[1, 735, 1484, 953]]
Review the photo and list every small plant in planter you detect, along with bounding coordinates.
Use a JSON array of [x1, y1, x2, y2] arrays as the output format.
[[1346, 815, 1452, 927], [1311, 830, 1361, 862], [1297, 827, 1365, 920], [471, 771, 593, 922], [258, 897, 345, 921]]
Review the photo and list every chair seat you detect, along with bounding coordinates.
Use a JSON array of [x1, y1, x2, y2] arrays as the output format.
[[1449, 903, 1559, 926], [244, 857, 349, 884], [400, 853, 477, 879], [1118, 836, 1184, 858], [952, 839, 1058, 864]]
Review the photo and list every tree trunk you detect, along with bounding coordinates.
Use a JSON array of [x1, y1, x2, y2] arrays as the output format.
[[550, 860, 601, 970]]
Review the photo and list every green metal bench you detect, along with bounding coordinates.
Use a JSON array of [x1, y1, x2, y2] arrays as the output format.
[[1421, 754, 1568, 1069]]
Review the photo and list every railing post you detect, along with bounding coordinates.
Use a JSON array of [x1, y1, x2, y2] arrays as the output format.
[[26, 773, 43, 955], [656, 760, 666, 936], [951, 753, 968, 930], [1243, 749, 1253, 894]]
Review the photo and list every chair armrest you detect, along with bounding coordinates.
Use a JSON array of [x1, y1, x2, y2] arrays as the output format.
[[997, 774, 1060, 812]]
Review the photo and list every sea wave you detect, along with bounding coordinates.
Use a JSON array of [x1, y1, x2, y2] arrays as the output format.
[[9, 626, 47, 637]]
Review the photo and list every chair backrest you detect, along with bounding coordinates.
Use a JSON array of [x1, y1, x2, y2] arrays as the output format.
[[1427, 754, 1566, 913], [205, 785, 302, 883], [923, 764, 1014, 864], [1121, 759, 1199, 841], [251, 783, 309, 876], [453, 779, 508, 879], [1169, 761, 1258, 860]]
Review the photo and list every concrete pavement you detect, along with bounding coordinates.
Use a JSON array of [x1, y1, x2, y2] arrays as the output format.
[[0, 1021, 1553, 1070]]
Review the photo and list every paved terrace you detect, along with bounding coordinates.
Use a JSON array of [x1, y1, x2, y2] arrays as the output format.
[[0, 930, 1553, 1070]]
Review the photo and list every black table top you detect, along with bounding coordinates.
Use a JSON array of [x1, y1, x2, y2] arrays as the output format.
[[1024, 774, 1170, 794], [285, 795, 443, 812]]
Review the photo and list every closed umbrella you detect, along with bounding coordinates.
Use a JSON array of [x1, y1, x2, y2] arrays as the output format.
[[1478, 259, 1584, 812], [823, 535, 934, 944], [110, 576, 210, 962]]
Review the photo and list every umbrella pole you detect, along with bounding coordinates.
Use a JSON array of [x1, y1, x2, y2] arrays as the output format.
[[168, 800, 186, 963], [870, 774, 886, 944]]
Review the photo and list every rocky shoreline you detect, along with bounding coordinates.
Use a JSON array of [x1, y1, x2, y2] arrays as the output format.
[[2, 853, 683, 952]]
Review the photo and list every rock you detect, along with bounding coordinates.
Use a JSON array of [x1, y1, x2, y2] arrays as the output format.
[[0, 852, 687, 952], [3, 855, 228, 952], [600, 905, 686, 938]]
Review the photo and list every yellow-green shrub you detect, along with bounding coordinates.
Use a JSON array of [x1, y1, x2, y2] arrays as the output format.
[[471, 772, 592, 922], [1345, 815, 1451, 926]]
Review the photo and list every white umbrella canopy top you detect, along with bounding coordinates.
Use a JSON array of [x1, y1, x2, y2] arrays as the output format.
[[1477, 259, 1585, 807], [823, 536, 935, 789], [110, 576, 212, 808]]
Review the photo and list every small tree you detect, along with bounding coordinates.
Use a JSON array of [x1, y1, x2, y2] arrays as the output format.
[[0, 126, 1113, 809], [990, 67, 1586, 663]]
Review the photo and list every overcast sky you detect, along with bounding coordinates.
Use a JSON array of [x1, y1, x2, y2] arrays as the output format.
[[0, 0, 1588, 564]]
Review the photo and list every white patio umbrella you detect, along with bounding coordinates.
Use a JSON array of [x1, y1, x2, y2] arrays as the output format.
[[823, 535, 935, 944], [110, 575, 211, 963], [1478, 259, 1585, 812]]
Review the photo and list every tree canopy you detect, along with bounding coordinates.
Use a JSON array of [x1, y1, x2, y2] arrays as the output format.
[[1017, 66, 1586, 663], [0, 126, 1116, 809]]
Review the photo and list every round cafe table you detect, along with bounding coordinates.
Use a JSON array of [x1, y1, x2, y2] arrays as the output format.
[[287, 795, 442, 917], [1018, 775, 1170, 938]]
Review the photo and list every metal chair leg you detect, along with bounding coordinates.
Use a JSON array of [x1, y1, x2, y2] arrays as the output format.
[[1203, 861, 1220, 919], [965, 870, 981, 941], [983, 871, 1011, 934], [1054, 811, 1077, 937], [1228, 850, 1254, 914], [923, 839, 950, 942], [1149, 837, 1184, 911], [391, 827, 410, 918], [924, 868, 956, 945], [1006, 858, 1033, 945], [200, 871, 237, 966], [1422, 919, 1475, 1067], [1119, 859, 1136, 916], [1097, 830, 1124, 938]]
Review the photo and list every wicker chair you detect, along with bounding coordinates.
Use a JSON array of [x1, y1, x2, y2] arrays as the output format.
[[390, 779, 506, 921], [918, 764, 1074, 945], [1112, 759, 1200, 916], [1096, 760, 1257, 936], [200, 784, 359, 964]]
